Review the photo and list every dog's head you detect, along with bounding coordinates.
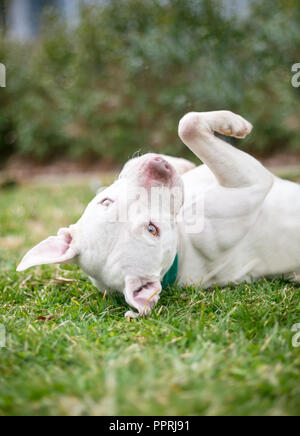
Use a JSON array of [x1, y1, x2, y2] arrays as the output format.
[[17, 154, 184, 315]]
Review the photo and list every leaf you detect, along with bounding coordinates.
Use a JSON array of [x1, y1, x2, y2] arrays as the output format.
[[53, 276, 77, 284], [36, 315, 55, 322]]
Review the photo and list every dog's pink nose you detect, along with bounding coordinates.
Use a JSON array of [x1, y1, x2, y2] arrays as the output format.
[[145, 157, 172, 183]]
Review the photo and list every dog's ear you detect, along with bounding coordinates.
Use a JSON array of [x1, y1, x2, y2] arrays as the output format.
[[17, 227, 79, 272]]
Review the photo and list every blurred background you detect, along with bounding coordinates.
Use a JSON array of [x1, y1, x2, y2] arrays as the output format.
[[0, 0, 299, 179]]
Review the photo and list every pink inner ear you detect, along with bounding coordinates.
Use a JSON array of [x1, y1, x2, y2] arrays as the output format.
[[37, 237, 70, 258], [17, 229, 77, 272]]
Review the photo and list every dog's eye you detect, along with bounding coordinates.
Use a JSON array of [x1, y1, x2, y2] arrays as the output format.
[[148, 223, 159, 237], [100, 198, 113, 207]]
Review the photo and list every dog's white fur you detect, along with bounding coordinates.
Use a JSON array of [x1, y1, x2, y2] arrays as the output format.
[[17, 111, 300, 317]]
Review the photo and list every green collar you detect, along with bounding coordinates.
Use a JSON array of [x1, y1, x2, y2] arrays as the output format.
[[161, 254, 178, 289]]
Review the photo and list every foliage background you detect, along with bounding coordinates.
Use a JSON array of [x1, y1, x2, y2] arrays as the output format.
[[0, 0, 300, 165]]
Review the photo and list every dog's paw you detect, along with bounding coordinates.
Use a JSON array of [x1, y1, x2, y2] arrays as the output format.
[[125, 310, 139, 319], [213, 110, 253, 139], [178, 110, 253, 143]]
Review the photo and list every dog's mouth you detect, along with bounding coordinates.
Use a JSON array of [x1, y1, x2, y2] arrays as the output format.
[[125, 278, 162, 315], [133, 281, 156, 297]]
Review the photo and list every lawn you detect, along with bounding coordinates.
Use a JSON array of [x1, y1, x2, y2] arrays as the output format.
[[0, 180, 299, 416]]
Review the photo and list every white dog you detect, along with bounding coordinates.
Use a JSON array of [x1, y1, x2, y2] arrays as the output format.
[[17, 111, 300, 317]]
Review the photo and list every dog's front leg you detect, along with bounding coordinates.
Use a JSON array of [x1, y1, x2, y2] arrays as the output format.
[[178, 110, 272, 190]]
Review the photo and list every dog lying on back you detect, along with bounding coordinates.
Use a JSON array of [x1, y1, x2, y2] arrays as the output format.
[[18, 110, 300, 318]]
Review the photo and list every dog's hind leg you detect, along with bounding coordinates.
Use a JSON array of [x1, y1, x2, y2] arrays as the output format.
[[178, 110, 272, 189]]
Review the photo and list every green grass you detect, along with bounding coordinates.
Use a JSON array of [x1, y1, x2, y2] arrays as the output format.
[[0, 181, 299, 416]]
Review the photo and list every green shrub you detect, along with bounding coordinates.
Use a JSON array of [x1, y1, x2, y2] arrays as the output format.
[[0, 0, 299, 164]]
